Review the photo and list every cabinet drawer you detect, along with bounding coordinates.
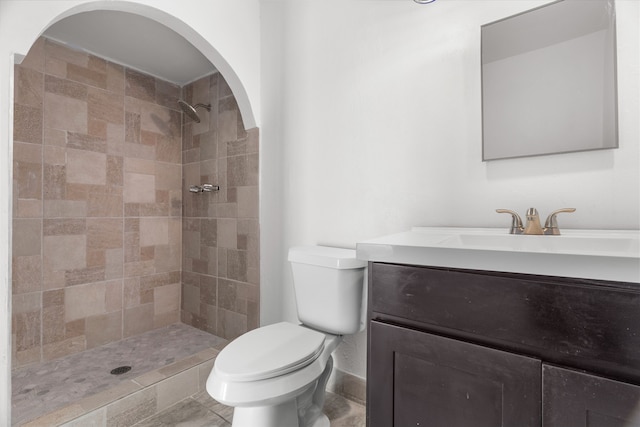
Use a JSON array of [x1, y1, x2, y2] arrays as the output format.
[[369, 262, 640, 384]]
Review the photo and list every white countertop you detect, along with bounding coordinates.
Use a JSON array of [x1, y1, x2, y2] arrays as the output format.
[[357, 227, 640, 283]]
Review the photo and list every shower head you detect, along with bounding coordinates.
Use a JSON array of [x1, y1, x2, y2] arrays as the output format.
[[178, 100, 211, 123]]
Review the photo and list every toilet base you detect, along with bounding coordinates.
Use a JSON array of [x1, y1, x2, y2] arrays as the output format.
[[232, 400, 299, 427], [230, 357, 334, 427], [231, 404, 329, 427], [308, 413, 330, 427]]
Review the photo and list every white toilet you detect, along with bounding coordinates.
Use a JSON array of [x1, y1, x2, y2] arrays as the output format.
[[206, 246, 367, 427]]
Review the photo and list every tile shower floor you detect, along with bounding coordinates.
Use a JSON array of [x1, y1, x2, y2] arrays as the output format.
[[12, 323, 227, 425]]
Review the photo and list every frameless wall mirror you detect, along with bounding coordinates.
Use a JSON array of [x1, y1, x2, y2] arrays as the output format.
[[481, 0, 618, 161]]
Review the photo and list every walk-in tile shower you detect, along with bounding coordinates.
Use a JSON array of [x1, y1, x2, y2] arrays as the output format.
[[11, 36, 259, 425]]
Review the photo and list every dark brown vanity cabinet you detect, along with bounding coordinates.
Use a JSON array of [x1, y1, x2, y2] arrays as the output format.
[[367, 262, 640, 427], [369, 321, 542, 426], [543, 365, 640, 427]]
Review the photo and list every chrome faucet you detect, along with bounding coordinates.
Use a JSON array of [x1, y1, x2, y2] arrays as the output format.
[[496, 207, 576, 235]]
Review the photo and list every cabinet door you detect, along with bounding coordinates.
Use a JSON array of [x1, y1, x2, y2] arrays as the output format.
[[368, 321, 541, 427], [543, 364, 640, 427]]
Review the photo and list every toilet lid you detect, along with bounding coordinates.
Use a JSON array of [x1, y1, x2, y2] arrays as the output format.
[[215, 322, 326, 382]]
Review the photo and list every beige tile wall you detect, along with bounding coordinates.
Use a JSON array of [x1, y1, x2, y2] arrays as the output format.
[[181, 73, 260, 340], [12, 38, 184, 368]]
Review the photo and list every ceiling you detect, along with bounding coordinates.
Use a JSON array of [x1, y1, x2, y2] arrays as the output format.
[[43, 10, 215, 86]]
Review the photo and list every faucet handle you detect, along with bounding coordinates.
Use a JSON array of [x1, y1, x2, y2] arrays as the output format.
[[496, 209, 524, 234], [543, 208, 576, 235]]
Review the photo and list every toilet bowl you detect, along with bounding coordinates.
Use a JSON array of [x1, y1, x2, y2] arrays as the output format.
[[206, 246, 367, 427], [208, 322, 341, 426]]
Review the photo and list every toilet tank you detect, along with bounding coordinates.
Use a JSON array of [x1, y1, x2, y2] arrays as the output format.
[[288, 246, 367, 335]]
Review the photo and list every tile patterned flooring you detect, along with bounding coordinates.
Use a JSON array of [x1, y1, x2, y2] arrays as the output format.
[[12, 324, 227, 425], [132, 390, 366, 427], [12, 323, 365, 426]]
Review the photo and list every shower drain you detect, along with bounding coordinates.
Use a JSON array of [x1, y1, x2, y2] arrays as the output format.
[[110, 366, 132, 375]]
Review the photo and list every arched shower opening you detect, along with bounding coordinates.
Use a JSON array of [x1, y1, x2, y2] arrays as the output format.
[[6, 2, 260, 424]]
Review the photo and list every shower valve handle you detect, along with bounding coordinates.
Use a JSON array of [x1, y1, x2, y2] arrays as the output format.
[[201, 184, 219, 192], [189, 184, 220, 193]]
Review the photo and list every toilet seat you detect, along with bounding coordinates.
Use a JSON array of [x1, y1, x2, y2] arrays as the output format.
[[215, 322, 326, 382]]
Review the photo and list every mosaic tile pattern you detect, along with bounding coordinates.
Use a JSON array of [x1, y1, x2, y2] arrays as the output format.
[[12, 323, 226, 426], [181, 74, 260, 340], [12, 37, 183, 368]]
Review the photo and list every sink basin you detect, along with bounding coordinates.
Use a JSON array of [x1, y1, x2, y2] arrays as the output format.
[[431, 229, 639, 258], [357, 227, 640, 283]]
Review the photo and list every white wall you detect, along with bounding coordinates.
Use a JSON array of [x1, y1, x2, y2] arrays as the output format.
[[259, 0, 287, 327], [260, 0, 640, 380], [0, 0, 261, 421]]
